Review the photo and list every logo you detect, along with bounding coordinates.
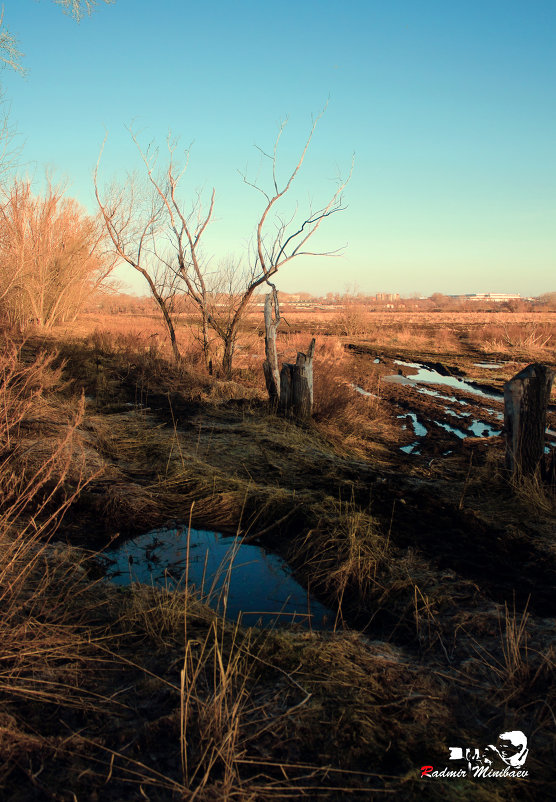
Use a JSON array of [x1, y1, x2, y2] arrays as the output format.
[[421, 730, 529, 779]]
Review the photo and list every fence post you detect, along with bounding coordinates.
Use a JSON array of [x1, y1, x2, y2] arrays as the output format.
[[279, 338, 316, 421], [504, 363, 555, 476]]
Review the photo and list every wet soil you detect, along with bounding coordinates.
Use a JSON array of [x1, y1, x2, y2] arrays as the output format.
[[350, 343, 556, 459], [52, 337, 556, 632], [7, 336, 556, 801]]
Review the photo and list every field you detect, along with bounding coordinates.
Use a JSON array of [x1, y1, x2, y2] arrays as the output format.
[[1, 306, 555, 801]]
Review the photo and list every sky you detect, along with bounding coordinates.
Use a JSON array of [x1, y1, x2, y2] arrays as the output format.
[[0, 0, 554, 297]]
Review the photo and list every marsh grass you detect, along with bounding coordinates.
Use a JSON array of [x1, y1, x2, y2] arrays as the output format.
[[469, 321, 556, 357], [0, 343, 115, 791], [509, 470, 556, 516], [4, 323, 555, 799]]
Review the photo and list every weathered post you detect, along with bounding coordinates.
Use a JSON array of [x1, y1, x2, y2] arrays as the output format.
[[504, 363, 555, 477], [279, 338, 316, 420], [262, 288, 281, 408]]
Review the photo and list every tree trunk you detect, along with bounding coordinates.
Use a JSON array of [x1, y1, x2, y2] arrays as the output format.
[[222, 335, 235, 378], [504, 363, 555, 477], [279, 338, 315, 420], [156, 296, 180, 364], [263, 289, 281, 406], [201, 310, 210, 371]]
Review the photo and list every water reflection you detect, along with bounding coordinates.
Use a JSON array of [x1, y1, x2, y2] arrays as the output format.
[[104, 527, 334, 630], [386, 361, 502, 401]]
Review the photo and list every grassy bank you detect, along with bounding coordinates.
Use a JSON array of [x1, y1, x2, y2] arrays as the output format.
[[1, 323, 555, 800]]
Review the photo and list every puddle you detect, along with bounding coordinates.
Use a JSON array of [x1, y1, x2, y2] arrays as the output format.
[[383, 376, 471, 406], [467, 420, 502, 437], [397, 412, 427, 437], [352, 384, 378, 398], [394, 360, 423, 369], [432, 418, 501, 439], [385, 364, 502, 401], [103, 527, 334, 629], [445, 408, 472, 419], [486, 408, 504, 420], [396, 406, 502, 450], [442, 408, 501, 437], [376, 357, 551, 453], [434, 421, 467, 439], [400, 442, 421, 454]]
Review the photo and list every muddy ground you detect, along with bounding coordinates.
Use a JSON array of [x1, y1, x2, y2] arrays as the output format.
[[3, 334, 555, 801]]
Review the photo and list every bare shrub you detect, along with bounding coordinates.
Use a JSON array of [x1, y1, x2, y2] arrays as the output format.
[[334, 302, 373, 336], [0, 180, 113, 328], [311, 338, 383, 433]]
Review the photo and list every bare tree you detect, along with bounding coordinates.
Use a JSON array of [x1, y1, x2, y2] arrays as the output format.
[[95, 112, 350, 376], [194, 110, 350, 377], [0, 1, 113, 74], [0, 8, 24, 73], [242, 111, 351, 397], [94, 133, 214, 365], [55, 1, 114, 21]]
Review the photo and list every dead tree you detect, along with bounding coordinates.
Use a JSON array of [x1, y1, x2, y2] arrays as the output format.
[[263, 286, 316, 420], [94, 134, 210, 365], [242, 108, 350, 399], [262, 286, 281, 405], [95, 110, 349, 376], [279, 338, 316, 420], [504, 363, 555, 477]]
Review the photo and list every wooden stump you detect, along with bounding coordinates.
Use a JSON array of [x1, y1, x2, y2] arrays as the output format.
[[262, 290, 281, 408], [279, 339, 316, 420], [504, 363, 555, 476]]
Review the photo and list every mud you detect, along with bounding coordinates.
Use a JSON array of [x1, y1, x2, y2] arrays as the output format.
[[369, 477, 556, 619], [353, 348, 556, 463]]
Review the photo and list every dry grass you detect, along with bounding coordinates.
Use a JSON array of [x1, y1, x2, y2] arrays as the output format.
[[49, 307, 556, 363], [468, 321, 555, 357], [0, 342, 110, 791], [296, 499, 388, 604], [510, 471, 556, 516], [3, 316, 555, 799]]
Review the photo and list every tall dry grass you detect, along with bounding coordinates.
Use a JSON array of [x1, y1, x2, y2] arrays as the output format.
[[0, 340, 255, 798], [468, 321, 555, 357], [0, 340, 105, 788]]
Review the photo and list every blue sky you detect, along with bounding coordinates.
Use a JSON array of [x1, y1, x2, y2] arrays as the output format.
[[1, 0, 554, 296]]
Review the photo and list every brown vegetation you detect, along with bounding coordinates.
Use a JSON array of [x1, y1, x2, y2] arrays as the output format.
[[0, 181, 113, 328], [1, 301, 555, 800]]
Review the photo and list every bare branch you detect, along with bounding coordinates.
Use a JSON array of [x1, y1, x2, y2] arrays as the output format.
[[54, 1, 114, 23], [0, 9, 25, 74]]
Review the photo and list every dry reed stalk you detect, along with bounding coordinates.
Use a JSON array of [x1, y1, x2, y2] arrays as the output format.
[[0, 341, 111, 783]]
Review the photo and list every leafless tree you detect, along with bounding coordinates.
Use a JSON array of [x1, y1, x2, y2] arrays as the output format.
[[55, 1, 114, 21], [0, 1, 113, 74], [0, 179, 114, 327], [95, 111, 350, 376], [94, 133, 214, 365], [0, 8, 24, 73], [183, 109, 350, 378], [242, 110, 351, 395]]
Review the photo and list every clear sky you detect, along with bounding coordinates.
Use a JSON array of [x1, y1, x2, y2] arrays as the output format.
[[1, 0, 554, 296]]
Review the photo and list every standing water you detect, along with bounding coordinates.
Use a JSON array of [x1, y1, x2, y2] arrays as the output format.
[[104, 527, 334, 629], [385, 360, 503, 401]]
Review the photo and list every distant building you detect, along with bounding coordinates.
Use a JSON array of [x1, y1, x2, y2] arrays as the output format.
[[459, 293, 522, 303], [375, 292, 400, 302]]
